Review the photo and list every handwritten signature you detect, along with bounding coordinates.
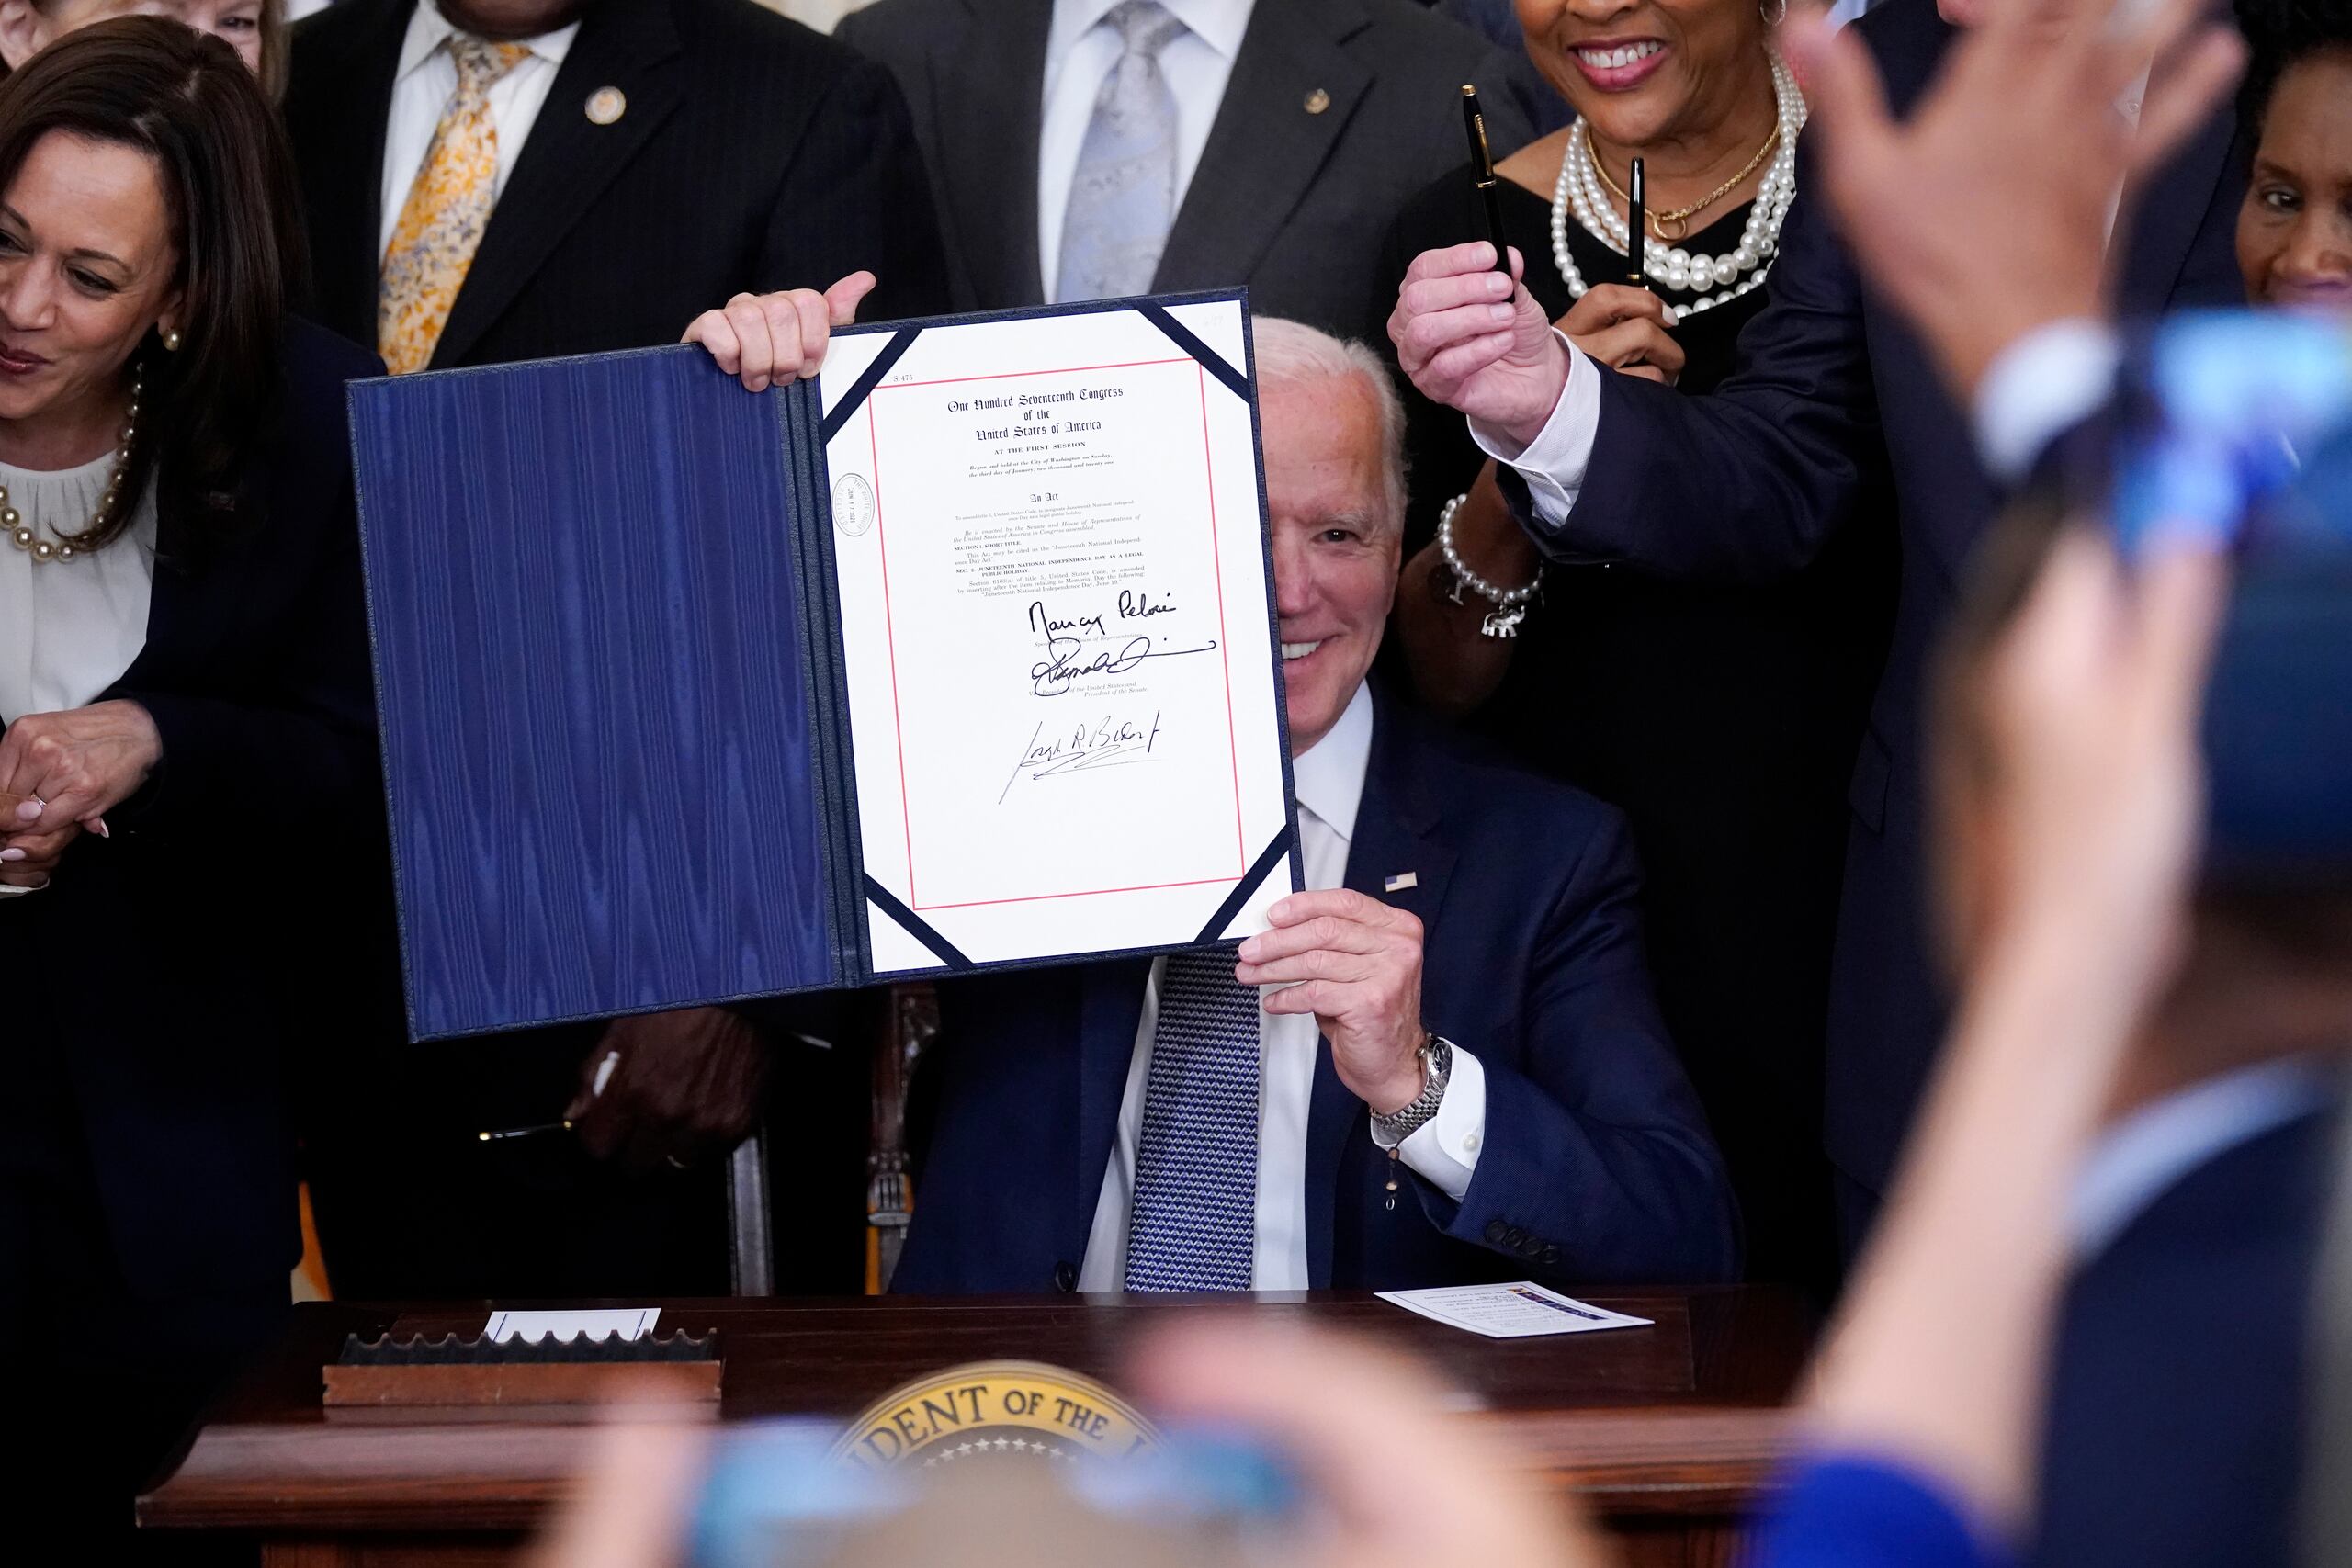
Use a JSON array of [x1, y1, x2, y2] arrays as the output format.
[[1000, 710, 1166, 804], [1025, 594, 1213, 698]]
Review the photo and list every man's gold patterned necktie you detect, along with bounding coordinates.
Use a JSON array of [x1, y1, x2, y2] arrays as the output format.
[[377, 35, 532, 375]]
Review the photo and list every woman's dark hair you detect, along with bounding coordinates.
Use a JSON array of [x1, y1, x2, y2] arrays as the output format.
[[2235, 0, 2352, 142], [0, 16, 304, 550]]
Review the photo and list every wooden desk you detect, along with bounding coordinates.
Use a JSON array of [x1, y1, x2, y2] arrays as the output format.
[[141, 1287, 1812, 1568]]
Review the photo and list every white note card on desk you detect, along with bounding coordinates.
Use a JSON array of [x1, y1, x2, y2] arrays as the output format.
[[484, 1307, 660, 1344], [1377, 1282, 1651, 1339]]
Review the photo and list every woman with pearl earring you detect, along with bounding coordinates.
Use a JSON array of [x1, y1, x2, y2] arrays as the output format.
[[1375, 0, 1887, 1295], [0, 17, 382, 1548]]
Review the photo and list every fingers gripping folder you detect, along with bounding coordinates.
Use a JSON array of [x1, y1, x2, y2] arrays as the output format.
[[349, 293, 1299, 1040]]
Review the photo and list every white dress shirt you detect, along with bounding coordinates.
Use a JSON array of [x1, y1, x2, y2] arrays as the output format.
[[1476, 316, 2129, 529], [1036, 0, 1253, 302], [0, 456, 161, 899], [1078, 682, 1492, 1290], [378, 0, 583, 257], [2071, 1056, 2335, 1259]]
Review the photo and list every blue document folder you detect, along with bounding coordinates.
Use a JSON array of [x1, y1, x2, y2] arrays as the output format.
[[351, 294, 1297, 1040]]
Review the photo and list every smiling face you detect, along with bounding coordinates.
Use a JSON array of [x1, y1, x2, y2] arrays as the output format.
[[0, 130, 179, 438], [2237, 51, 2352, 313], [1515, 0, 1768, 151], [1260, 372, 1399, 758]]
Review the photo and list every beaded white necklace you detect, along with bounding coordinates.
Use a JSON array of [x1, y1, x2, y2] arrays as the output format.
[[1550, 51, 1807, 325]]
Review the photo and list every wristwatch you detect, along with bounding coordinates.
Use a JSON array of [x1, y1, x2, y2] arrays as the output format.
[[1371, 1035, 1453, 1144]]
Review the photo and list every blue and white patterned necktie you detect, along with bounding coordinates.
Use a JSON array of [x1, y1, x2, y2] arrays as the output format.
[[1125, 948, 1260, 1291], [1056, 0, 1189, 303]]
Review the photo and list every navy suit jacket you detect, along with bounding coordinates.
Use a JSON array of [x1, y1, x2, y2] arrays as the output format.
[[1501, 0, 2249, 1199], [2030, 1101, 2337, 1568], [892, 695, 1740, 1293]]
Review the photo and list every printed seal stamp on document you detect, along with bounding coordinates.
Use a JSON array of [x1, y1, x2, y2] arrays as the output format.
[[831, 1360, 1160, 1469], [832, 471, 876, 536]]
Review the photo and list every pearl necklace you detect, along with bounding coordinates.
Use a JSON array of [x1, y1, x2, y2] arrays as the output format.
[[1550, 51, 1806, 325], [2, 366, 142, 566]]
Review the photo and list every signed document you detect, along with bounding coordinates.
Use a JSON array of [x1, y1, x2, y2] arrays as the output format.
[[348, 291, 1293, 1038], [822, 299, 1295, 972]]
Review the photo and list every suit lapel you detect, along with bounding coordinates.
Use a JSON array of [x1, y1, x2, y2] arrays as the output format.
[[295, 0, 410, 346], [428, 0, 686, 367], [1301, 695, 1456, 1287], [1153, 0, 1373, 294], [1074, 959, 1150, 1269], [122, 488, 255, 691], [2115, 0, 2245, 315], [2114, 99, 2241, 316], [933, 0, 1051, 308]]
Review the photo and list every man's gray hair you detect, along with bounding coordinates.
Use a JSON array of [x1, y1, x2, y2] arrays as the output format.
[[1250, 317, 1408, 540]]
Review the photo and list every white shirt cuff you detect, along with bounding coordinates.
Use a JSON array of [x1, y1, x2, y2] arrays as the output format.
[[1468, 332, 1600, 529], [1370, 1043, 1487, 1201], [1973, 318, 2123, 485]]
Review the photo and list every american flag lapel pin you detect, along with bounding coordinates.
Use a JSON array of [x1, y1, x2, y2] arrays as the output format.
[[1384, 872, 1418, 893]]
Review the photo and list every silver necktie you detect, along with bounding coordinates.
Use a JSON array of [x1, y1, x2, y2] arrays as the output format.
[[1056, 0, 1190, 303], [1125, 949, 1261, 1291]]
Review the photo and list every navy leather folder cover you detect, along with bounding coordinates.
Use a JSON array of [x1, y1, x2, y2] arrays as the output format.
[[350, 347, 841, 1039]]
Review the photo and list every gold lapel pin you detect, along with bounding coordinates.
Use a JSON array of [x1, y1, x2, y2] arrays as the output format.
[[584, 85, 627, 126], [1304, 87, 1330, 115]]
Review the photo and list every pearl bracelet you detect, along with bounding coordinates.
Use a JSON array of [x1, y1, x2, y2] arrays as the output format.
[[1435, 492, 1543, 639]]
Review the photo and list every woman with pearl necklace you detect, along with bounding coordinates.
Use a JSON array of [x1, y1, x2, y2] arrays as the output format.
[[1374, 0, 1887, 1294]]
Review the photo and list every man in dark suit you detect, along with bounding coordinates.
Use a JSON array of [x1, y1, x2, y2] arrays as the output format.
[[1388, 0, 2250, 1245], [891, 318, 1738, 1294], [832, 0, 1532, 350], [2034, 1090, 2338, 1567], [282, 0, 950, 1295], [287, 0, 946, 364]]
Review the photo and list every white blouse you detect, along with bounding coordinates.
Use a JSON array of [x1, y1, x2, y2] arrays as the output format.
[[0, 452, 160, 727]]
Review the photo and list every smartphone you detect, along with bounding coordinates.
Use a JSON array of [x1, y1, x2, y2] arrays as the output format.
[[684, 1420, 1304, 1568], [2111, 310, 2352, 886]]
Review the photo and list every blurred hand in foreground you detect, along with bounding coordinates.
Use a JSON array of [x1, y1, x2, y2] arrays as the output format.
[[1781, 0, 2242, 400]]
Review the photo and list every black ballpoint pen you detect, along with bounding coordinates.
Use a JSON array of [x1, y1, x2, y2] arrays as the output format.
[[1460, 85, 1512, 276], [1627, 156, 1647, 289]]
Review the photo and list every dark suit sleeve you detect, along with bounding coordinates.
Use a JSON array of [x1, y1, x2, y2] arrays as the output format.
[[1418, 811, 1741, 1282], [1503, 143, 1882, 582], [753, 51, 950, 323], [115, 469, 378, 840], [1467, 44, 1538, 159]]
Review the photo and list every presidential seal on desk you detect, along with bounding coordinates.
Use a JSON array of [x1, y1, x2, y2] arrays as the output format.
[[831, 1360, 1160, 1470]]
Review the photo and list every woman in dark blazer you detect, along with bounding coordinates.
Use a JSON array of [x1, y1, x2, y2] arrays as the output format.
[[0, 18, 381, 1538]]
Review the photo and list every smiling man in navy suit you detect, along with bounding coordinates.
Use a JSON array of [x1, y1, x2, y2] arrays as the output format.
[[888, 318, 1738, 1295]]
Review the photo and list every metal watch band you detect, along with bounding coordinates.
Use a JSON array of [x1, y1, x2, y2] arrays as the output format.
[[1373, 1035, 1453, 1143]]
